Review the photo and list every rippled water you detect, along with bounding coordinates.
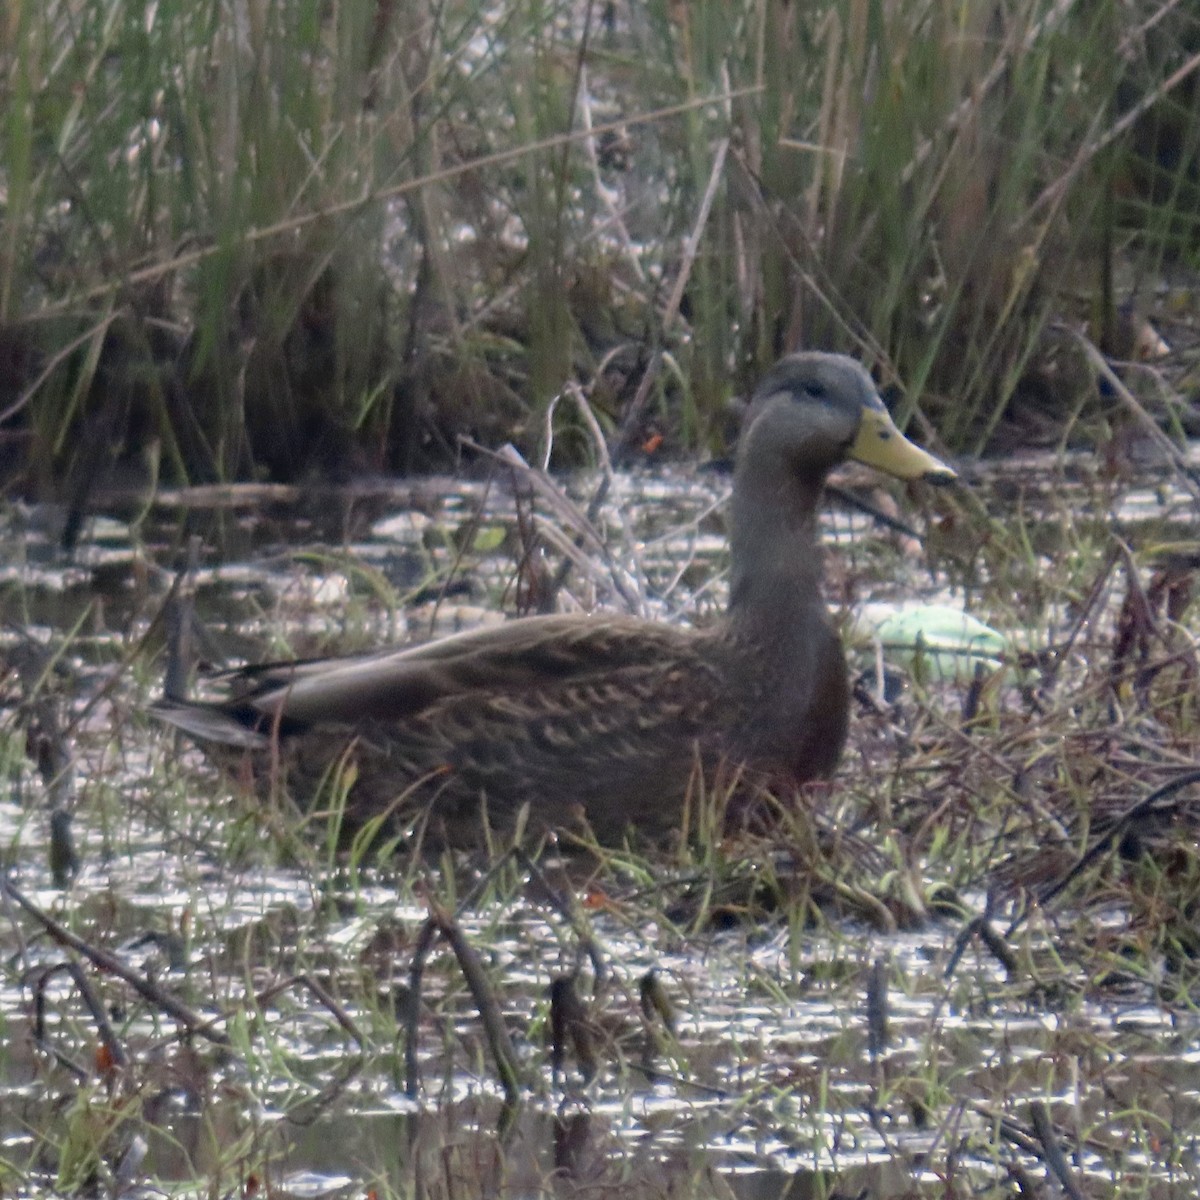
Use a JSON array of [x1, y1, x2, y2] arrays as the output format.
[[1, 448, 1199, 1196]]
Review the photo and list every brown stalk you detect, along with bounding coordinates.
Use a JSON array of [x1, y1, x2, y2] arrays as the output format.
[[3, 877, 228, 1046], [428, 901, 525, 1106]]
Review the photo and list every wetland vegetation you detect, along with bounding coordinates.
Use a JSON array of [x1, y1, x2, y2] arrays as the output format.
[[1, 0, 1198, 488], [3, 445, 1200, 1197], [2, 0, 1200, 1197]]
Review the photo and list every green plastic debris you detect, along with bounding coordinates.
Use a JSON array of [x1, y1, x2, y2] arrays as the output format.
[[855, 602, 1008, 680]]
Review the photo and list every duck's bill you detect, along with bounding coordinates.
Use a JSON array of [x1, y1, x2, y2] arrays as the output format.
[[850, 408, 956, 483]]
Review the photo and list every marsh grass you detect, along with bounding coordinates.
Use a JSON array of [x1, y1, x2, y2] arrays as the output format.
[[1, 0, 1198, 496], [17, 643, 1200, 1199], [7, 448, 1200, 1193]]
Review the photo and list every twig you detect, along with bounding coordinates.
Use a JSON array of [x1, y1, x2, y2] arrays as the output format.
[[827, 481, 925, 539], [1067, 329, 1200, 503], [2, 877, 229, 1045], [32, 960, 125, 1075], [944, 890, 1019, 984], [662, 137, 729, 331], [252, 974, 365, 1046], [1038, 546, 1121, 693], [404, 916, 441, 1099], [516, 847, 608, 990], [560, 380, 650, 606], [1029, 48, 1200, 223], [469, 438, 646, 614], [1028, 1100, 1087, 1200], [282, 1054, 365, 1127], [403, 852, 521, 1098], [162, 535, 203, 701], [1021, 769, 1200, 928], [611, 353, 664, 465], [429, 901, 526, 1105], [577, 64, 646, 286]]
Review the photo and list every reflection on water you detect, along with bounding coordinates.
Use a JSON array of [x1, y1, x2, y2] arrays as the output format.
[[0, 450, 1198, 1196]]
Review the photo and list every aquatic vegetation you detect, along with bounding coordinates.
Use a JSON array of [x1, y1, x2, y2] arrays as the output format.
[[2, 447, 1200, 1195]]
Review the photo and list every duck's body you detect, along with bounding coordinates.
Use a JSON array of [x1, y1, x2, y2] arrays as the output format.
[[157, 609, 847, 844], [154, 353, 954, 846]]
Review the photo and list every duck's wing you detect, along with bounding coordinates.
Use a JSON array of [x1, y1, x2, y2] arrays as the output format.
[[153, 613, 706, 745]]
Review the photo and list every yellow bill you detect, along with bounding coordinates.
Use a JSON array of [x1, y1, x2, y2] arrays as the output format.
[[850, 406, 956, 483]]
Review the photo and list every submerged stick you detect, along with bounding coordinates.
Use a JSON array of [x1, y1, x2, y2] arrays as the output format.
[[404, 855, 521, 1098], [33, 960, 125, 1075], [429, 902, 526, 1105], [550, 973, 598, 1084], [1028, 1100, 1087, 1200], [1, 877, 229, 1046], [404, 916, 441, 1099]]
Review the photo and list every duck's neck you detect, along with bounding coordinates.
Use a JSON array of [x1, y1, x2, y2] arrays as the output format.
[[726, 457, 828, 640]]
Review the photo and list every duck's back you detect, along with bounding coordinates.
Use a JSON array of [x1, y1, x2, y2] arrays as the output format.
[[287, 645, 735, 845], [157, 611, 845, 847]]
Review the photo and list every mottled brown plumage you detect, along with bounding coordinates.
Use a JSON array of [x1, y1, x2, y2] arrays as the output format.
[[153, 353, 954, 847]]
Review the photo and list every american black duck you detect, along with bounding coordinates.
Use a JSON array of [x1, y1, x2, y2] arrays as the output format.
[[154, 353, 955, 846]]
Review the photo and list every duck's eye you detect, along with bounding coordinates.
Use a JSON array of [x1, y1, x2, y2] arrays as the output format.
[[804, 381, 827, 400]]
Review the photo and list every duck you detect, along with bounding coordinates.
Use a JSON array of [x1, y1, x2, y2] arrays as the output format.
[[152, 353, 955, 847]]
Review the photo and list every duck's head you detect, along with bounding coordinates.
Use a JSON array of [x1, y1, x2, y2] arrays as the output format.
[[739, 352, 956, 485]]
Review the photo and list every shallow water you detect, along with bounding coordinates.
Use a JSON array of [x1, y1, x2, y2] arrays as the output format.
[[1, 449, 1199, 1196]]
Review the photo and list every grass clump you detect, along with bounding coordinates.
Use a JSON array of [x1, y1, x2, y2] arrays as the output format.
[[5, 457, 1200, 1196], [0, 0, 1196, 496]]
